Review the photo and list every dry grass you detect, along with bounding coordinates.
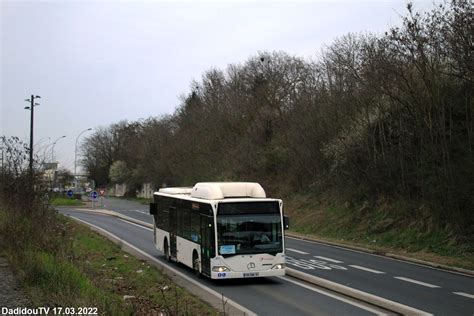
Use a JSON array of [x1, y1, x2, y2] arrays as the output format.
[[284, 192, 474, 271], [0, 205, 218, 315]]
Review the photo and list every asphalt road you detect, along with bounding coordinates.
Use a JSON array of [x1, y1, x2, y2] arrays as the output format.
[[97, 197, 150, 223], [284, 238, 474, 315], [72, 197, 474, 315], [59, 209, 386, 316]]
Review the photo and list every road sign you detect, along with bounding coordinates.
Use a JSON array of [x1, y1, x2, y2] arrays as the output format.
[[99, 188, 106, 196], [90, 191, 98, 200], [67, 190, 73, 198]]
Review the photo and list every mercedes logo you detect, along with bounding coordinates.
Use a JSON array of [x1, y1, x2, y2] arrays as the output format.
[[247, 262, 256, 270]]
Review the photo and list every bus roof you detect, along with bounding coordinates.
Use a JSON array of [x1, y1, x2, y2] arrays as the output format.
[[157, 182, 266, 200]]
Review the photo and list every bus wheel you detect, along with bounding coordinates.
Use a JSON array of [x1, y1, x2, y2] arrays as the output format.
[[192, 251, 201, 278], [164, 239, 171, 262]]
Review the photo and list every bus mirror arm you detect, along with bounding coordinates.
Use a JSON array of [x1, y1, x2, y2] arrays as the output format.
[[283, 215, 290, 230], [150, 203, 157, 215]]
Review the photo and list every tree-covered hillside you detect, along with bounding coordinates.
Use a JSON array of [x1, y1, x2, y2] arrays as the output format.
[[82, 1, 473, 242]]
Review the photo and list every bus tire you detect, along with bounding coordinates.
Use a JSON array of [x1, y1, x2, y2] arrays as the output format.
[[164, 238, 171, 262], [192, 250, 201, 278]]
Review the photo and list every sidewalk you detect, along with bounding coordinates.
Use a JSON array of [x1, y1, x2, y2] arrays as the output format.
[[0, 256, 30, 308]]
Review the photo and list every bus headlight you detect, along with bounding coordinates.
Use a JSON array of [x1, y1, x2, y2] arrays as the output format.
[[212, 266, 230, 272], [271, 263, 286, 270]]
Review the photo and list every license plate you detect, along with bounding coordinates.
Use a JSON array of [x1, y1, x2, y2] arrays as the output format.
[[243, 272, 259, 278]]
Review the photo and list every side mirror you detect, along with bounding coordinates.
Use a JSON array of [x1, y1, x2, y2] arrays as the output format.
[[283, 215, 290, 230], [150, 203, 157, 215]]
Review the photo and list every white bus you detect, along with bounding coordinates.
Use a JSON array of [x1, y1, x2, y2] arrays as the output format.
[[150, 182, 289, 279]]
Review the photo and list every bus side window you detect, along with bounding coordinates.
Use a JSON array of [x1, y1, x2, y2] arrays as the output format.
[[177, 201, 184, 237], [183, 208, 191, 239], [176, 200, 191, 239], [156, 198, 164, 229], [190, 212, 200, 242], [156, 197, 171, 231]]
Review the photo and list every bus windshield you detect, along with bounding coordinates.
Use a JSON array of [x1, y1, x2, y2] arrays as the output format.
[[217, 214, 282, 256]]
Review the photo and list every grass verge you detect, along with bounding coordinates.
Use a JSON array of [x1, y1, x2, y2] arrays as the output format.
[[0, 206, 218, 315], [284, 192, 474, 270]]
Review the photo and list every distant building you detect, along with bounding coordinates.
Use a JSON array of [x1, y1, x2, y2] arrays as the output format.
[[41, 162, 58, 185]]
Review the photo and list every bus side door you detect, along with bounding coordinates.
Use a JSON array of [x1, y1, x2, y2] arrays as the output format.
[[169, 206, 177, 259], [200, 215, 214, 276]]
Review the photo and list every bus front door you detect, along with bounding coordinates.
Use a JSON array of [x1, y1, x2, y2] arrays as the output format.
[[200, 215, 214, 276], [169, 206, 177, 259]]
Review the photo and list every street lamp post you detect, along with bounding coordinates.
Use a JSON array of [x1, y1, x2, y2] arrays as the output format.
[[74, 128, 92, 187], [42, 143, 54, 165], [24, 95, 41, 173], [33, 137, 51, 165], [50, 135, 66, 190], [51, 135, 66, 164], [34, 136, 51, 147]]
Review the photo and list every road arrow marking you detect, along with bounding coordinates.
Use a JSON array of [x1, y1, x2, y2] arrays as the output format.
[[314, 256, 343, 263]]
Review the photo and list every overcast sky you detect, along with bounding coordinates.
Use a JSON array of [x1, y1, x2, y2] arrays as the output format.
[[1, 0, 436, 172]]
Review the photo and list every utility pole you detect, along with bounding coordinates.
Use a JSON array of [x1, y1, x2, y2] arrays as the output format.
[[24, 95, 41, 173], [1, 144, 4, 178], [1, 144, 4, 192]]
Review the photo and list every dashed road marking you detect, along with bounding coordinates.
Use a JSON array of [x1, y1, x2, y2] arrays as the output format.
[[349, 265, 385, 274], [132, 209, 149, 214], [314, 256, 343, 263], [453, 292, 474, 299], [287, 236, 473, 278], [286, 248, 309, 255], [394, 277, 440, 288]]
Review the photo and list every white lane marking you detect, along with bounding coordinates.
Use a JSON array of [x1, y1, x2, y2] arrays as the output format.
[[314, 256, 343, 263], [134, 209, 149, 214], [288, 269, 433, 316], [117, 218, 153, 231], [453, 292, 474, 299], [286, 236, 472, 277], [70, 215, 256, 316], [279, 276, 388, 315], [394, 277, 441, 288], [286, 248, 309, 255], [300, 258, 347, 270], [349, 265, 385, 274]]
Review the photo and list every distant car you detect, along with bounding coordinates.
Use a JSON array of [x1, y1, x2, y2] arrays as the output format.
[[85, 187, 92, 193]]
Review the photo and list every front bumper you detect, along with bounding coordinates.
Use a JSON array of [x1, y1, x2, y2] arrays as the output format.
[[210, 268, 286, 279]]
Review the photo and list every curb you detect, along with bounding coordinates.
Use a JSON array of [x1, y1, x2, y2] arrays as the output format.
[[65, 209, 255, 316], [73, 208, 154, 229], [286, 268, 431, 315], [286, 232, 474, 277], [65, 207, 472, 314]]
